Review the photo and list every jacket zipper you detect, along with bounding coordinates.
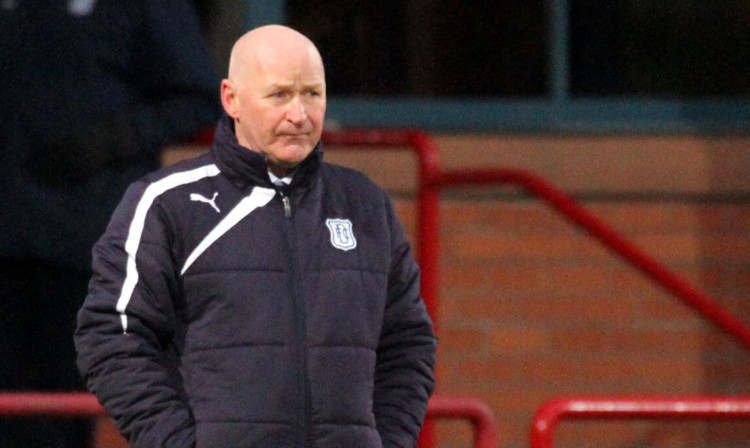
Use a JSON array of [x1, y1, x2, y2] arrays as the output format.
[[279, 191, 310, 447], [282, 195, 291, 218]]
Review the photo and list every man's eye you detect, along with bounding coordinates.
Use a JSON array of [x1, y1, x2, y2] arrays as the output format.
[[270, 92, 286, 98]]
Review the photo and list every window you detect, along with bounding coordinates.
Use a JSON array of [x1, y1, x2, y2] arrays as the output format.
[[278, 0, 750, 131], [287, 0, 548, 97], [570, 0, 750, 98]]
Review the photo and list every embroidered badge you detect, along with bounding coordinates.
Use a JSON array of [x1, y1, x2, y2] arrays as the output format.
[[326, 218, 357, 251]]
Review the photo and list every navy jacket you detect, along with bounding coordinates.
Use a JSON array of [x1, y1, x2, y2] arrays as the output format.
[[0, 0, 220, 270], [75, 116, 437, 447]]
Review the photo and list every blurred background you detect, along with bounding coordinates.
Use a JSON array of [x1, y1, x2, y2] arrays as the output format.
[[5, 1, 750, 447]]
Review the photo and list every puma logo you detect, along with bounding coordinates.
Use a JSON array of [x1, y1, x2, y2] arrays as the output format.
[[190, 192, 220, 213]]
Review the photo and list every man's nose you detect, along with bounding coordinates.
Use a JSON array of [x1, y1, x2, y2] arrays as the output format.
[[286, 96, 307, 124]]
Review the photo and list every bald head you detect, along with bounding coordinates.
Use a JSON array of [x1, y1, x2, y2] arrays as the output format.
[[221, 25, 327, 177], [227, 25, 324, 87]]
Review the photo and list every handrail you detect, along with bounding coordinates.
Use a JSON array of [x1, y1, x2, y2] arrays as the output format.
[[434, 168, 750, 352], [426, 396, 500, 448], [320, 129, 750, 448], [0, 392, 105, 417], [321, 129, 750, 352], [0, 392, 499, 448], [530, 396, 750, 448]]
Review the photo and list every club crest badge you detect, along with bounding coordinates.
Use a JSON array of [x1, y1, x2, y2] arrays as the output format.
[[326, 218, 357, 251]]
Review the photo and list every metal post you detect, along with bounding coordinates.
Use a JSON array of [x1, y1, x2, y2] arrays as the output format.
[[549, 0, 570, 101]]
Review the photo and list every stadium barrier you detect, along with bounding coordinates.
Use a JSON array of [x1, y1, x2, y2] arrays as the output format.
[[0, 392, 500, 448], [320, 129, 750, 351], [530, 396, 750, 448], [321, 129, 750, 448]]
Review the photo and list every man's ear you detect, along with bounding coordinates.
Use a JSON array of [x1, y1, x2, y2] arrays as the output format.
[[221, 79, 240, 118]]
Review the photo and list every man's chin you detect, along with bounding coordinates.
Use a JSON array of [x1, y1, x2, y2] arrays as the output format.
[[269, 145, 314, 168]]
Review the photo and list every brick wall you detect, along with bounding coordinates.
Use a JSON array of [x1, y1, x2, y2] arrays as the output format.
[[157, 135, 750, 448]]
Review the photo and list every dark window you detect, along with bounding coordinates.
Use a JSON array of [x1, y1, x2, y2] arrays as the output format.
[[287, 0, 750, 100], [286, 0, 549, 97], [570, 0, 750, 98]]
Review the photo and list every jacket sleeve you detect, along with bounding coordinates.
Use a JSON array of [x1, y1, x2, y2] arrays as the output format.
[[74, 180, 195, 448], [374, 194, 438, 448], [125, 0, 221, 156]]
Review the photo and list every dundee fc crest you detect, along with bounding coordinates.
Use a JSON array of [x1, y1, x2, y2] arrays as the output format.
[[326, 218, 357, 251]]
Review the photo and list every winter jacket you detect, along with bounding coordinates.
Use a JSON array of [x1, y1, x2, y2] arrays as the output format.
[[75, 115, 437, 448], [0, 0, 221, 270]]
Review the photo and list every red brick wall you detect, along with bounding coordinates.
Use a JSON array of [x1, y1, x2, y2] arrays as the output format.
[[157, 135, 750, 448], [409, 200, 750, 448]]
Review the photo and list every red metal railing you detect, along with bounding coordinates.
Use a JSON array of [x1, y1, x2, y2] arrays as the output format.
[[530, 396, 750, 448], [435, 168, 750, 351], [321, 129, 750, 352], [321, 129, 750, 448], [0, 392, 105, 417], [0, 393, 499, 448], [426, 396, 500, 448]]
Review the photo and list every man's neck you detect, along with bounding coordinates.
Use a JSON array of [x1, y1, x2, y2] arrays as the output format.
[[268, 170, 293, 186]]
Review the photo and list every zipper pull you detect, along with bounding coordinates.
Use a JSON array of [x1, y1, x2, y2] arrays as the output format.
[[282, 195, 291, 218]]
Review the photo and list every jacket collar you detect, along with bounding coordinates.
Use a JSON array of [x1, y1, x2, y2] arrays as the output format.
[[210, 114, 323, 191]]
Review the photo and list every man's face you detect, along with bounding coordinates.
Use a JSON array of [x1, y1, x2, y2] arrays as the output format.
[[222, 45, 326, 175]]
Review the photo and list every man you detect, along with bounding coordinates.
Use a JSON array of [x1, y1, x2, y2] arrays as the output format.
[[0, 1, 220, 446], [75, 25, 437, 447]]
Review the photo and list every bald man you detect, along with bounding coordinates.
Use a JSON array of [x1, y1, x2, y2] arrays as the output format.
[[75, 25, 436, 448]]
